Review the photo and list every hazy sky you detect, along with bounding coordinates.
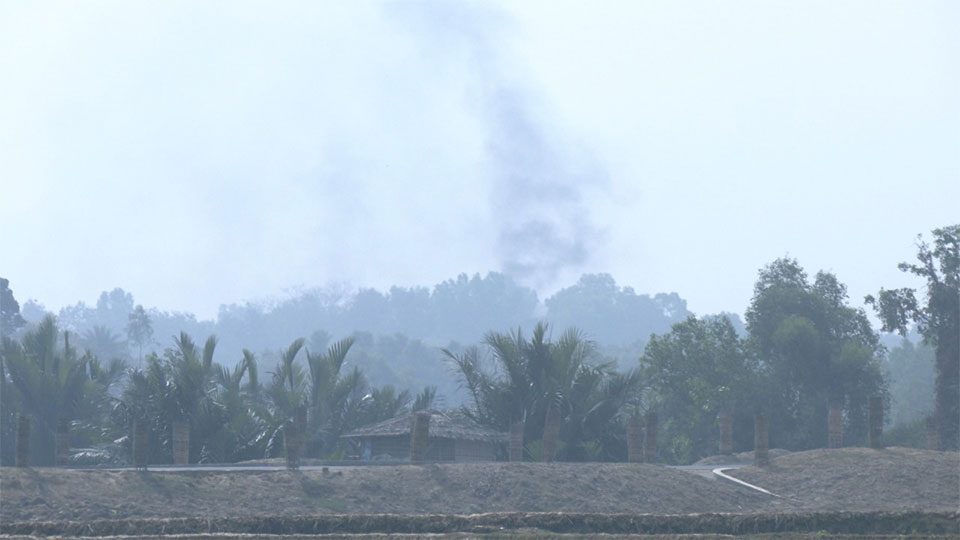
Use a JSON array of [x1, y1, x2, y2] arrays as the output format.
[[2, 1, 957, 320]]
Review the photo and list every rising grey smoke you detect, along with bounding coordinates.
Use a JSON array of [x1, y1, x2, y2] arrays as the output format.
[[390, 3, 608, 290], [484, 87, 605, 288]]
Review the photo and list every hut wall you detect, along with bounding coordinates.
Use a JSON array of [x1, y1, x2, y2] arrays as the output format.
[[370, 435, 410, 460], [367, 436, 458, 461], [454, 439, 496, 461], [429, 438, 456, 462]]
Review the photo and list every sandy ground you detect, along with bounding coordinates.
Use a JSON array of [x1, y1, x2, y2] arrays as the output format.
[[1, 448, 956, 523]]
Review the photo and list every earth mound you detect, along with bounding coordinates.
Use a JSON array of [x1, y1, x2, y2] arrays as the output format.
[[695, 448, 791, 466], [0, 462, 771, 523], [729, 446, 959, 512]]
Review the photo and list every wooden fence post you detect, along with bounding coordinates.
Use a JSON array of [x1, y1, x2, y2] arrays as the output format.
[[827, 404, 843, 449], [509, 419, 524, 462], [642, 411, 657, 463], [285, 406, 307, 470], [926, 417, 940, 451], [868, 397, 883, 449], [754, 414, 769, 467], [132, 420, 149, 470], [718, 410, 733, 455], [15, 414, 30, 468], [410, 411, 431, 463], [172, 420, 190, 465], [55, 418, 70, 466], [541, 402, 560, 463], [626, 414, 642, 463]]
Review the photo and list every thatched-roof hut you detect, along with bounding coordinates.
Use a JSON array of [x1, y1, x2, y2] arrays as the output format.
[[341, 410, 506, 462]]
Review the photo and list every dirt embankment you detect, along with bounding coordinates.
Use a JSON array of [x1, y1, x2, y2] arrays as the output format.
[[0, 462, 772, 523], [1, 448, 956, 524], [729, 447, 960, 512]]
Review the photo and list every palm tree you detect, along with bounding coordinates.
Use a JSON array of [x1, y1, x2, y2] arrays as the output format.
[[2, 316, 102, 465], [257, 338, 307, 459], [167, 333, 219, 464], [412, 386, 438, 411], [447, 322, 643, 462], [80, 325, 128, 363], [111, 332, 221, 465], [355, 385, 411, 427], [303, 337, 365, 457], [113, 353, 175, 464], [203, 350, 263, 462]]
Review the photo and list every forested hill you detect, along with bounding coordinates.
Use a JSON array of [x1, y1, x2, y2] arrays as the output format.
[[14, 272, 699, 403]]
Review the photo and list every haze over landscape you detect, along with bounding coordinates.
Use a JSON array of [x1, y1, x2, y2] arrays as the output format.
[[3, 1, 957, 321], [2, 3, 959, 538]]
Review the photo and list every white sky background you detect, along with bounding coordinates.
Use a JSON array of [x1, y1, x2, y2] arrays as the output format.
[[2, 1, 957, 320]]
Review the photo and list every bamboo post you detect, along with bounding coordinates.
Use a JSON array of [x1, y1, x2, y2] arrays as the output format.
[[15, 414, 30, 468], [868, 397, 883, 449], [541, 401, 560, 463], [642, 411, 657, 463], [55, 418, 70, 466], [754, 414, 769, 467], [926, 417, 940, 451], [718, 410, 733, 455], [410, 411, 431, 463], [285, 406, 307, 470], [626, 414, 642, 463], [827, 404, 843, 449], [132, 420, 149, 470], [509, 419, 524, 462], [172, 420, 190, 465]]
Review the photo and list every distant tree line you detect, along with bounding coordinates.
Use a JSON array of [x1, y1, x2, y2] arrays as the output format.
[[12, 272, 691, 404], [26, 272, 690, 360], [0, 225, 955, 465]]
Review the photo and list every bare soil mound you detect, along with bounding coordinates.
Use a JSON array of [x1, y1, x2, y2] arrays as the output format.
[[729, 447, 960, 512], [0, 463, 772, 523]]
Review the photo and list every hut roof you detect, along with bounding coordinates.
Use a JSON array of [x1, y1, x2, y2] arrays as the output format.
[[341, 410, 507, 443]]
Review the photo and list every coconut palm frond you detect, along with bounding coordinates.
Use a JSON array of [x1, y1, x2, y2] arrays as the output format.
[[324, 337, 355, 376], [201, 335, 218, 372], [412, 385, 437, 412], [242, 349, 259, 393]]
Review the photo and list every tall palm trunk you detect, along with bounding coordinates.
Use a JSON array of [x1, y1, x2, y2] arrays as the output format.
[[509, 419, 524, 462], [172, 420, 190, 465], [542, 401, 560, 463]]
